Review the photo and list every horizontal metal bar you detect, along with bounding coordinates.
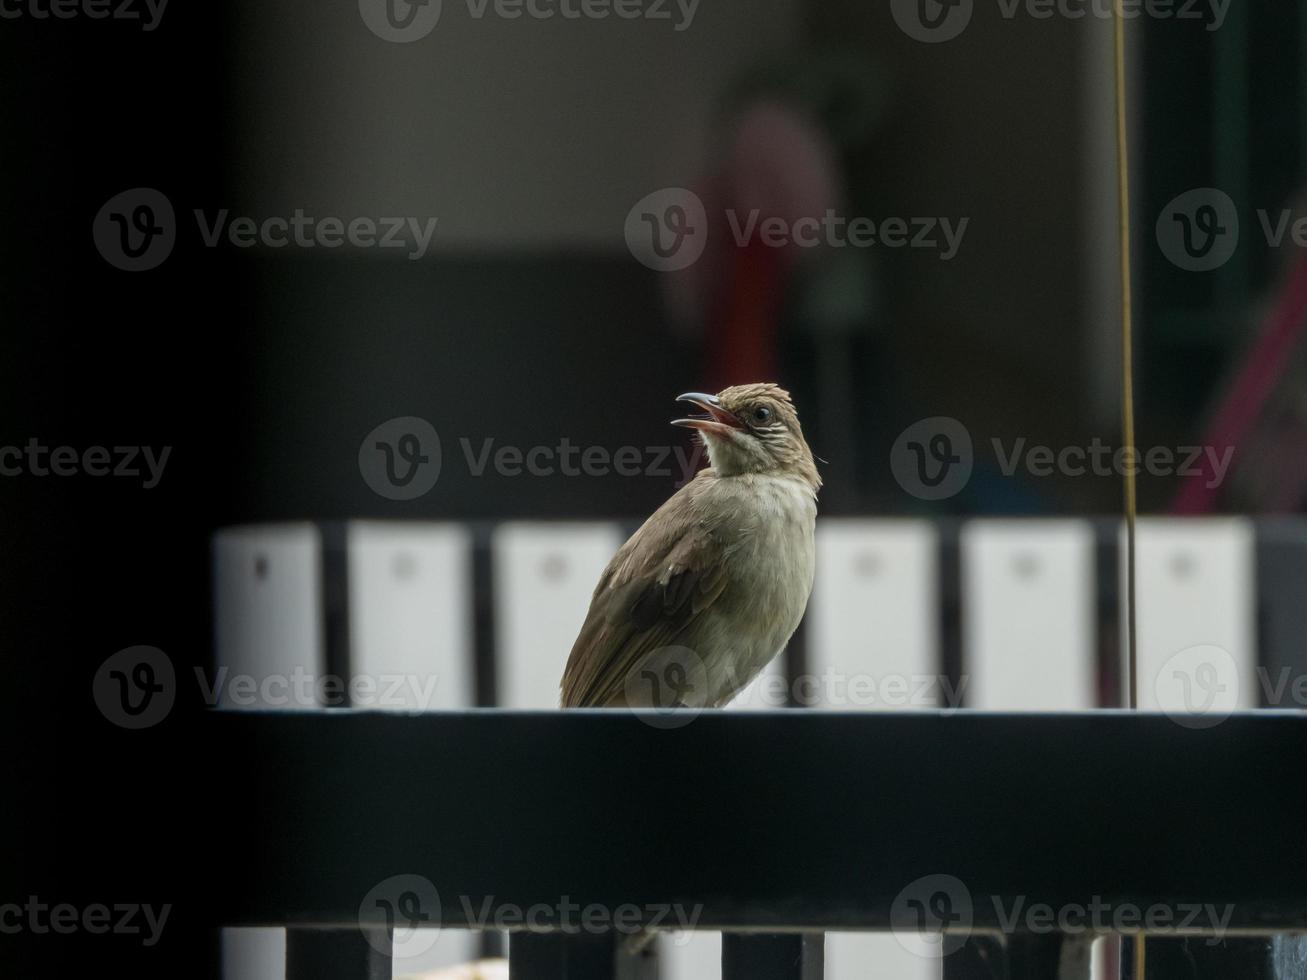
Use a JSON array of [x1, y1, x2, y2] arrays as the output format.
[[196, 709, 1307, 932]]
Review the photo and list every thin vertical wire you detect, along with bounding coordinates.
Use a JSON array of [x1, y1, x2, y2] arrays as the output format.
[[1113, 5, 1145, 978], [1113, 0, 1139, 712]]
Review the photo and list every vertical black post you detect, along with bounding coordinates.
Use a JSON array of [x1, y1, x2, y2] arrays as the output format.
[[939, 521, 964, 701], [1095, 516, 1123, 707], [945, 935, 1005, 980], [1006, 934, 1090, 980], [1124, 937, 1283, 980], [473, 524, 505, 963], [721, 933, 823, 980], [946, 934, 1091, 980], [1256, 519, 1307, 710], [320, 521, 351, 707], [286, 928, 390, 980], [510, 931, 659, 980], [473, 524, 498, 709]]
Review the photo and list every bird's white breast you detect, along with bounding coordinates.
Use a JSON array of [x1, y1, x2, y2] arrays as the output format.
[[698, 473, 817, 702]]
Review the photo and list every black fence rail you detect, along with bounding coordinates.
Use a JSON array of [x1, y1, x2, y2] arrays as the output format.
[[202, 709, 1307, 980]]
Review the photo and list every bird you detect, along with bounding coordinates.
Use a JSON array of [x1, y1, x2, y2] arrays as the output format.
[[560, 382, 820, 709]]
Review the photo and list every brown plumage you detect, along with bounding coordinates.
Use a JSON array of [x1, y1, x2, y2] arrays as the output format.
[[560, 383, 820, 709]]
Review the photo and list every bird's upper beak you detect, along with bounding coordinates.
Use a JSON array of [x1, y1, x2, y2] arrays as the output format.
[[672, 392, 742, 436]]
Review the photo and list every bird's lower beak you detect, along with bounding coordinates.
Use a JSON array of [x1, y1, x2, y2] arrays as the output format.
[[672, 392, 741, 435]]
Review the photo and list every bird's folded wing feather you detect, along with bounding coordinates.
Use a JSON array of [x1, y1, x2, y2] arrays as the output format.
[[560, 481, 731, 707]]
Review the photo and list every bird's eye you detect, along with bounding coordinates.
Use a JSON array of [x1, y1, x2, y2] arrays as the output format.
[[752, 406, 771, 423]]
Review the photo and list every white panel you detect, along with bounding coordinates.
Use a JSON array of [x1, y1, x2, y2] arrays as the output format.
[[808, 520, 941, 710], [727, 655, 788, 710], [221, 928, 284, 980], [826, 934, 940, 980], [1130, 518, 1256, 714], [662, 931, 720, 980], [348, 521, 473, 710], [962, 520, 1097, 710], [494, 522, 624, 709], [391, 930, 483, 977], [1091, 935, 1106, 980], [213, 524, 323, 709]]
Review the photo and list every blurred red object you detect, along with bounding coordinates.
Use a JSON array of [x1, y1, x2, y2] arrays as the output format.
[[665, 101, 841, 390], [1172, 250, 1307, 514]]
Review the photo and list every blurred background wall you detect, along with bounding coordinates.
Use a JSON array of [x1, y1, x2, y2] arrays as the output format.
[[211, 2, 1131, 522]]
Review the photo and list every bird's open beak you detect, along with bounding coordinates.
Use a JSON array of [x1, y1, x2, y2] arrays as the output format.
[[672, 392, 742, 436]]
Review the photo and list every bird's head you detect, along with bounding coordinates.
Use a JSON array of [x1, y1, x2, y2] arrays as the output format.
[[672, 382, 821, 490]]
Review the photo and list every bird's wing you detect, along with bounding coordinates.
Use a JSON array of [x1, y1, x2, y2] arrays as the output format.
[[560, 476, 732, 707]]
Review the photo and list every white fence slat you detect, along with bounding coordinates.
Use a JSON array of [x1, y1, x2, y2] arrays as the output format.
[[808, 520, 941, 711], [348, 521, 473, 711], [493, 522, 624, 709], [962, 520, 1097, 710], [213, 523, 323, 709], [1131, 517, 1256, 718]]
